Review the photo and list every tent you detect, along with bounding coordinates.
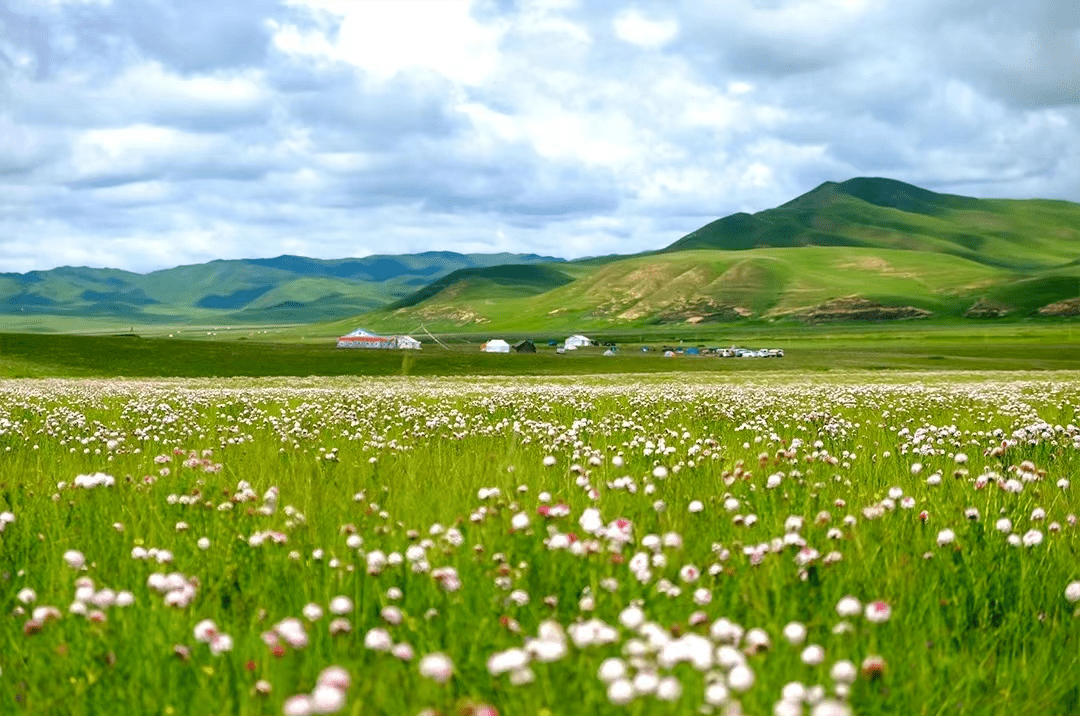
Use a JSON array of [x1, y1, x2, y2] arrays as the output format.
[[603, 348, 616, 356], [396, 335, 422, 350], [514, 340, 536, 353], [663, 350, 675, 358], [564, 334, 591, 350], [482, 339, 511, 353], [685, 347, 700, 355]]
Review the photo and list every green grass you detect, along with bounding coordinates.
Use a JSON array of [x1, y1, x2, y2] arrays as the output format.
[[2, 323, 1080, 378], [1, 373, 1079, 715]]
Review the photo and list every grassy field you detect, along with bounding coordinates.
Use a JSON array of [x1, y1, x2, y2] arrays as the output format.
[[2, 322, 1079, 379], [1, 374, 1078, 715]]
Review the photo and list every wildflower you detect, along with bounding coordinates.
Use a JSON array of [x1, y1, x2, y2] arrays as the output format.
[[830, 660, 858, 683], [63, 550, 86, 570], [391, 642, 415, 661], [936, 529, 955, 547], [329, 596, 353, 614], [728, 664, 755, 691], [783, 621, 807, 645], [688, 500, 704, 513], [1065, 582, 1080, 603], [865, 600, 892, 623], [995, 518, 1013, 533], [656, 676, 682, 701], [607, 679, 634, 705], [17, 588, 36, 604], [542, 456, 556, 467], [310, 685, 346, 714], [1022, 529, 1044, 547], [418, 652, 453, 683], [801, 644, 825, 665], [704, 682, 730, 706], [860, 655, 886, 679], [835, 596, 861, 618], [302, 603, 324, 622], [282, 695, 313, 716], [364, 628, 392, 651]]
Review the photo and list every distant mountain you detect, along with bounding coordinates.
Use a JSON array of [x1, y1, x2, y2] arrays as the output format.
[[357, 178, 1080, 331], [0, 252, 565, 325]]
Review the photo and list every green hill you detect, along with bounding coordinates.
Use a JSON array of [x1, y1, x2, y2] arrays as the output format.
[[665, 178, 1080, 270], [0, 252, 565, 329], [354, 178, 1079, 331]]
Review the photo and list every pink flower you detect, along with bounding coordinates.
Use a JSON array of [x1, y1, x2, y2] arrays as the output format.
[[864, 601, 891, 623]]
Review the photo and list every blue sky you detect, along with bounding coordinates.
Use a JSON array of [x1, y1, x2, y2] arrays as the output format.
[[1, 0, 1077, 273]]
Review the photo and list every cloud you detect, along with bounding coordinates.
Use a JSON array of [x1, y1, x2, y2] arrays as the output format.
[[0, 0, 1077, 273]]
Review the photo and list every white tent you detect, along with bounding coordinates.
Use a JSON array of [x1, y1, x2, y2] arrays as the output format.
[[396, 335, 422, 350], [482, 339, 511, 353], [565, 334, 591, 350]]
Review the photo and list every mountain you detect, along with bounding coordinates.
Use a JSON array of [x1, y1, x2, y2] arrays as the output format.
[[359, 178, 1080, 330], [664, 178, 1080, 270], [0, 252, 565, 327]]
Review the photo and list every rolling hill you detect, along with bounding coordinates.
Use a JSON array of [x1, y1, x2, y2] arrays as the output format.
[[356, 178, 1080, 331], [0, 252, 565, 328]]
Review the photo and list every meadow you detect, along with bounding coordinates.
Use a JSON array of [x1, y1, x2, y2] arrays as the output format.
[[2, 372, 1079, 715]]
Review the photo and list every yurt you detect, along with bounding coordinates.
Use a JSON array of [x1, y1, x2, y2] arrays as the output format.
[[396, 335, 422, 350], [564, 334, 591, 350], [482, 339, 511, 353]]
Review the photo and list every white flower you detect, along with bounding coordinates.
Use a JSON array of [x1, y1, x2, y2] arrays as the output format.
[[688, 500, 704, 513], [197, 537, 211, 550], [579, 508, 603, 534], [607, 679, 634, 705], [310, 685, 346, 714], [1022, 529, 1044, 547], [363, 628, 392, 651], [619, 605, 645, 630], [783, 621, 807, 645], [17, 588, 36, 604], [418, 652, 453, 683], [63, 550, 86, 570], [705, 682, 730, 706], [995, 518, 1012, 533], [542, 455, 557, 467], [835, 596, 861, 618], [830, 660, 857, 683], [936, 529, 955, 546], [801, 644, 825, 665], [1065, 582, 1080, 603], [597, 657, 627, 683], [656, 676, 682, 701], [728, 664, 755, 692], [282, 695, 313, 716], [303, 603, 324, 622], [329, 596, 353, 614]]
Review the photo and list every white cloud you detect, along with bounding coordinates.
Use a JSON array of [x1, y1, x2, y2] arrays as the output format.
[[613, 9, 678, 49], [0, 0, 1077, 273]]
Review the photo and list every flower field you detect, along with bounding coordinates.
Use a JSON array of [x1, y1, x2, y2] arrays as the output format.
[[2, 373, 1079, 716]]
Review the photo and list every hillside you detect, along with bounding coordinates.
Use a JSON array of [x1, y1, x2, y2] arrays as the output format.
[[355, 178, 1079, 331], [0, 252, 564, 328], [665, 178, 1080, 270]]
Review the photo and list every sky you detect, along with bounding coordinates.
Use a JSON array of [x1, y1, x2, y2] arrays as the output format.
[[1, 0, 1078, 274]]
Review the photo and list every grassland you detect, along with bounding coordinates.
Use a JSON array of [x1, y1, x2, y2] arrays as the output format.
[[1, 374, 1079, 715], [2, 322, 1080, 379]]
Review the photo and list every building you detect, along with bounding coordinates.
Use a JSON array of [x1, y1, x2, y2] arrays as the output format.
[[337, 328, 395, 349], [397, 335, 422, 350], [514, 340, 536, 353]]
